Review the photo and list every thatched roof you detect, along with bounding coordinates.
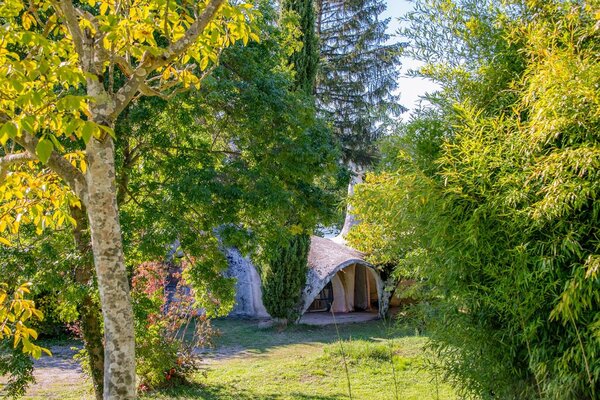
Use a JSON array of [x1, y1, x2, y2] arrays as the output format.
[[307, 236, 369, 280]]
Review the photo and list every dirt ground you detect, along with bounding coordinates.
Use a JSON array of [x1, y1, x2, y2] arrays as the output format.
[[0, 344, 92, 400]]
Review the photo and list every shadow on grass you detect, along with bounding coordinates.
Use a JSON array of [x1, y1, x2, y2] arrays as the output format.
[[148, 382, 343, 400]]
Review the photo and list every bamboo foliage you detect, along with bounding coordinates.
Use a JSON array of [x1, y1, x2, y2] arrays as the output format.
[[350, 1, 599, 398]]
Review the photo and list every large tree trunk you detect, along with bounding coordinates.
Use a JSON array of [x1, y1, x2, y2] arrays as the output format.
[[85, 135, 136, 399], [71, 206, 105, 400]]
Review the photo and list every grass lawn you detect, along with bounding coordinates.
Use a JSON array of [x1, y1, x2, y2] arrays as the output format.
[[145, 318, 457, 400], [3, 318, 457, 399]]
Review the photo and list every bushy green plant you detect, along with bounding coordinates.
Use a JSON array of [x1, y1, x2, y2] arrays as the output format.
[[131, 262, 217, 392], [135, 325, 181, 391], [0, 342, 34, 399], [351, 1, 600, 398], [259, 233, 310, 322]]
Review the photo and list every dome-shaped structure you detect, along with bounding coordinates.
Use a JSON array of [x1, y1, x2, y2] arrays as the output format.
[[226, 236, 383, 320], [300, 236, 383, 316]]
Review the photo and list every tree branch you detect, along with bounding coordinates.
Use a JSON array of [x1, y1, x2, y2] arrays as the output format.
[[162, 0, 225, 62], [12, 131, 88, 205], [111, 0, 226, 119], [0, 152, 36, 183], [55, 0, 86, 64], [112, 55, 134, 77]]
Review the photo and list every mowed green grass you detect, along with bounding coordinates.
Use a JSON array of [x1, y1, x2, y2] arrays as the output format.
[[145, 318, 457, 400], [4, 318, 457, 399]]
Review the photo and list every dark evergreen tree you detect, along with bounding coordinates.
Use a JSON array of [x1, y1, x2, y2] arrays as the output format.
[[261, 233, 311, 321], [316, 0, 403, 166], [258, 0, 322, 323], [281, 0, 319, 95]]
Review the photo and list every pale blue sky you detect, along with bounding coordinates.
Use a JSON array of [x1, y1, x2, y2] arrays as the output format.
[[383, 0, 439, 119]]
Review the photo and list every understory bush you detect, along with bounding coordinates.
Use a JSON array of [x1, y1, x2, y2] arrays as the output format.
[[131, 262, 217, 391], [259, 232, 310, 322]]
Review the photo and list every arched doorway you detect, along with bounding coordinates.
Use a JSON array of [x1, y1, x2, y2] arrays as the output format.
[[306, 281, 333, 312], [307, 263, 379, 313]]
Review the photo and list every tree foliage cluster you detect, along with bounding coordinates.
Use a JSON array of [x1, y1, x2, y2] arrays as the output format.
[[115, 1, 340, 322], [257, 0, 404, 322], [349, 1, 600, 399], [0, 0, 346, 398], [1, 0, 341, 397], [260, 232, 310, 321], [1, 0, 261, 397], [316, 0, 403, 166], [0, 282, 48, 398]]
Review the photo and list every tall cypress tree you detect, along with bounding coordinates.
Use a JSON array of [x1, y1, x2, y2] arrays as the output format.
[[281, 0, 319, 95], [261, 233, 310, 321], [316, 0, 403, 166], [260, 0, 320, 323]]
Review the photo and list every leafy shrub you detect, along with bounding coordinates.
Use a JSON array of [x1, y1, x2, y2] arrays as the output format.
[[259, 233, 310, 322], [131, 262, 217, 391], [350, 1, 600, 398], [0, 342, 34, 399]]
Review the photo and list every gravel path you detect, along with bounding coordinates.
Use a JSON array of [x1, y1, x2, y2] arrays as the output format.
[[24, 344, 91, 399]]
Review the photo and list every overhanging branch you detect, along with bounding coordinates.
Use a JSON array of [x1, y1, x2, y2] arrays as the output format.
[[0, 152, 36, 183], [12, 131, 88, 205], [111, 0, 226, 119], [55, 0, 86, 64]]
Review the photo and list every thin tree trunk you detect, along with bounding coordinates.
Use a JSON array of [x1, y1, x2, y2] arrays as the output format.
[[79, 295, 105, 400], [336, 162, 365, 241], [378, 287, 392, 320], [378, 277, 397, 320], [85, 135, 136, 399], [71, 206, 105, 400], [316, 0, 323, 36]]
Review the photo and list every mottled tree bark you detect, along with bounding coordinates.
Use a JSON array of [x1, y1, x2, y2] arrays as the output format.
[[85, 135, 136, 400], [71, 206, 105, 400]]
